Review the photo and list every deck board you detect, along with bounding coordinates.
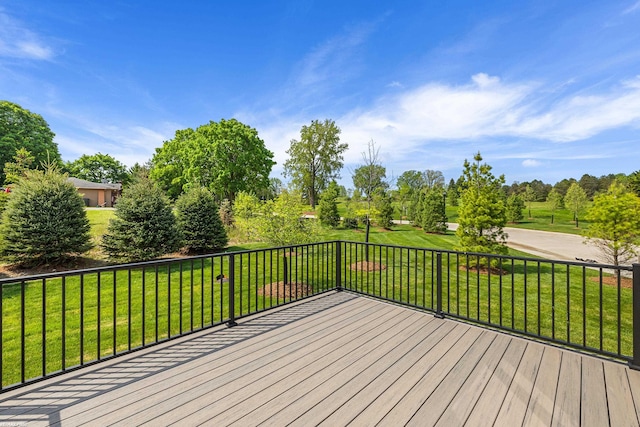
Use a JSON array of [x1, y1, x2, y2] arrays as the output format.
[[0, 291, 638, 427]]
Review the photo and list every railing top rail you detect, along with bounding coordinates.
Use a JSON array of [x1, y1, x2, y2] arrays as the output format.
[[0, 241, 341, 286], [339, 239, 633, 271]]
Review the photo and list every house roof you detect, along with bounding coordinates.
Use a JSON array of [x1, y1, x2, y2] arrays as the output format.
[[67, 177, 122, 190]]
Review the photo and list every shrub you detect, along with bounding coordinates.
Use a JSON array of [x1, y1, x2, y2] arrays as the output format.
[[176, 187, 228, 254], [0, 169, 92, 266], [101, 178, 182, 262], [343, 217, 358, 229]]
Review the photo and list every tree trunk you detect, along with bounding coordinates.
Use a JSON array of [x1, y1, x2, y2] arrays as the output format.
[[365, 216, 370, 262]]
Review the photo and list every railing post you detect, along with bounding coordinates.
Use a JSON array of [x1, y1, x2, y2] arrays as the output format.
[[336, 241, 342, 291], [435, 252, 444, 318], [631, 263, 640, 369], [227, 254, 237, 327]]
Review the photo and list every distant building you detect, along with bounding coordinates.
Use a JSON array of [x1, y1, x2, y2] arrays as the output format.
[[68, 177, 122, 207]]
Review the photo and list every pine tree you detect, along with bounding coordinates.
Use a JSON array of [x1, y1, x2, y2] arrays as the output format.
[[0, 168, 92, 265], [176, 187, 228, 254], [421, 188, 447, 233], [317, 184, 340, 228], [376, 191, 394, 229], [455, 152, 507, 265], [102, 178, 182, 262]]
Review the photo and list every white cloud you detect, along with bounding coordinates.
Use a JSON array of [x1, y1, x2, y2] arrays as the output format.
[[0, 10, 55, 60], [255, 73, 640, 182], [522, 159, 541, 167]]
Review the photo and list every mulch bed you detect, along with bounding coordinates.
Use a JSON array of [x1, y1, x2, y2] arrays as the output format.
[[258, 281, 312, 299], [350, 261, 387, 272], [591, 276, 633, 289]]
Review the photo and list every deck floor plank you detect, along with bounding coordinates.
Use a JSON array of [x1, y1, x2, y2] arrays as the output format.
[[0, 292, 638, 427], [551, 351, 582, 427], [604, 361, 640, 427], [581, 356, 609, 427]]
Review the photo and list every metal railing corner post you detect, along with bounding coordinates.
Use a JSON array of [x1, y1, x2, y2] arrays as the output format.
[[227, 254, 237, 327], [630, 263, 640, 369], [336, 241, 342, 292], [435, 252, 444, 318]]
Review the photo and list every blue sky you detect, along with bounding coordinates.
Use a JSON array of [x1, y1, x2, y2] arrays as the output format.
[[2, 1, 640, 187]]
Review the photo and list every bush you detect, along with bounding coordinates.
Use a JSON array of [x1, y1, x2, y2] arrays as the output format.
[[176, 187, 228, 254], [343, 217, 358, 229], [0, 169, 92, 266], [101, 179, 182, 262]]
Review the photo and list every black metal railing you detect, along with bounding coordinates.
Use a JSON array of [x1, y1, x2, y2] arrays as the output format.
[[0, 241, 337, 392], [1, 239, 638, 392], [338, 241, 636, 364]]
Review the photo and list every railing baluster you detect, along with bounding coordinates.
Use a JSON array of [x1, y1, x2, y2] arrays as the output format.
[[228, 254, 237, 327]]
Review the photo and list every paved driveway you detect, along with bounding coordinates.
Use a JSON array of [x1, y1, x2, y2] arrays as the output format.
[[446, 223, 604, 263]]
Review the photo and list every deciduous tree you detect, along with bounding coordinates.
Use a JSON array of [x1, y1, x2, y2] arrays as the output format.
[[151, 119, 275, 200], [546, 188, 563, 224], [66, 152, 129, 184], [565, 182, 588, 227], [584, 182, 640, 275], [0, 101, 61, 184], [505, 194, 525, 223], [283, 119, 347, 208]]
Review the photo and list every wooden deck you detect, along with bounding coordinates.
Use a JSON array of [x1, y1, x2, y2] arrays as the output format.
[[1, 291, 639, 426]]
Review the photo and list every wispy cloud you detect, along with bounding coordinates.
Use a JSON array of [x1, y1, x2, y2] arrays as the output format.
[[256, 72, 640, 182], [0, 9, 55, 60], [622, 1, 640, 14]]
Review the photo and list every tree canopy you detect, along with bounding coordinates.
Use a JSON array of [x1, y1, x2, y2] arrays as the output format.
[[150, 119, 275, 200], [564, 182, 588, 227], [283, 119, 347, 208], [584, 181, 640, 271], [0, 101, 60, 184], [65, 152, 129, 184]]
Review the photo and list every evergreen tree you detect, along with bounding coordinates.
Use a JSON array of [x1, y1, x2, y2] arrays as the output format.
[[420, 188, 447, 233], [317, 182, 340, 228], [176, 187, 228, 254], [102, 178, 182, 262], [505, 194, 525, 223], [376, 190, 394, 229], [0, 167, 91, 265], [455, 152, 507, 264]]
